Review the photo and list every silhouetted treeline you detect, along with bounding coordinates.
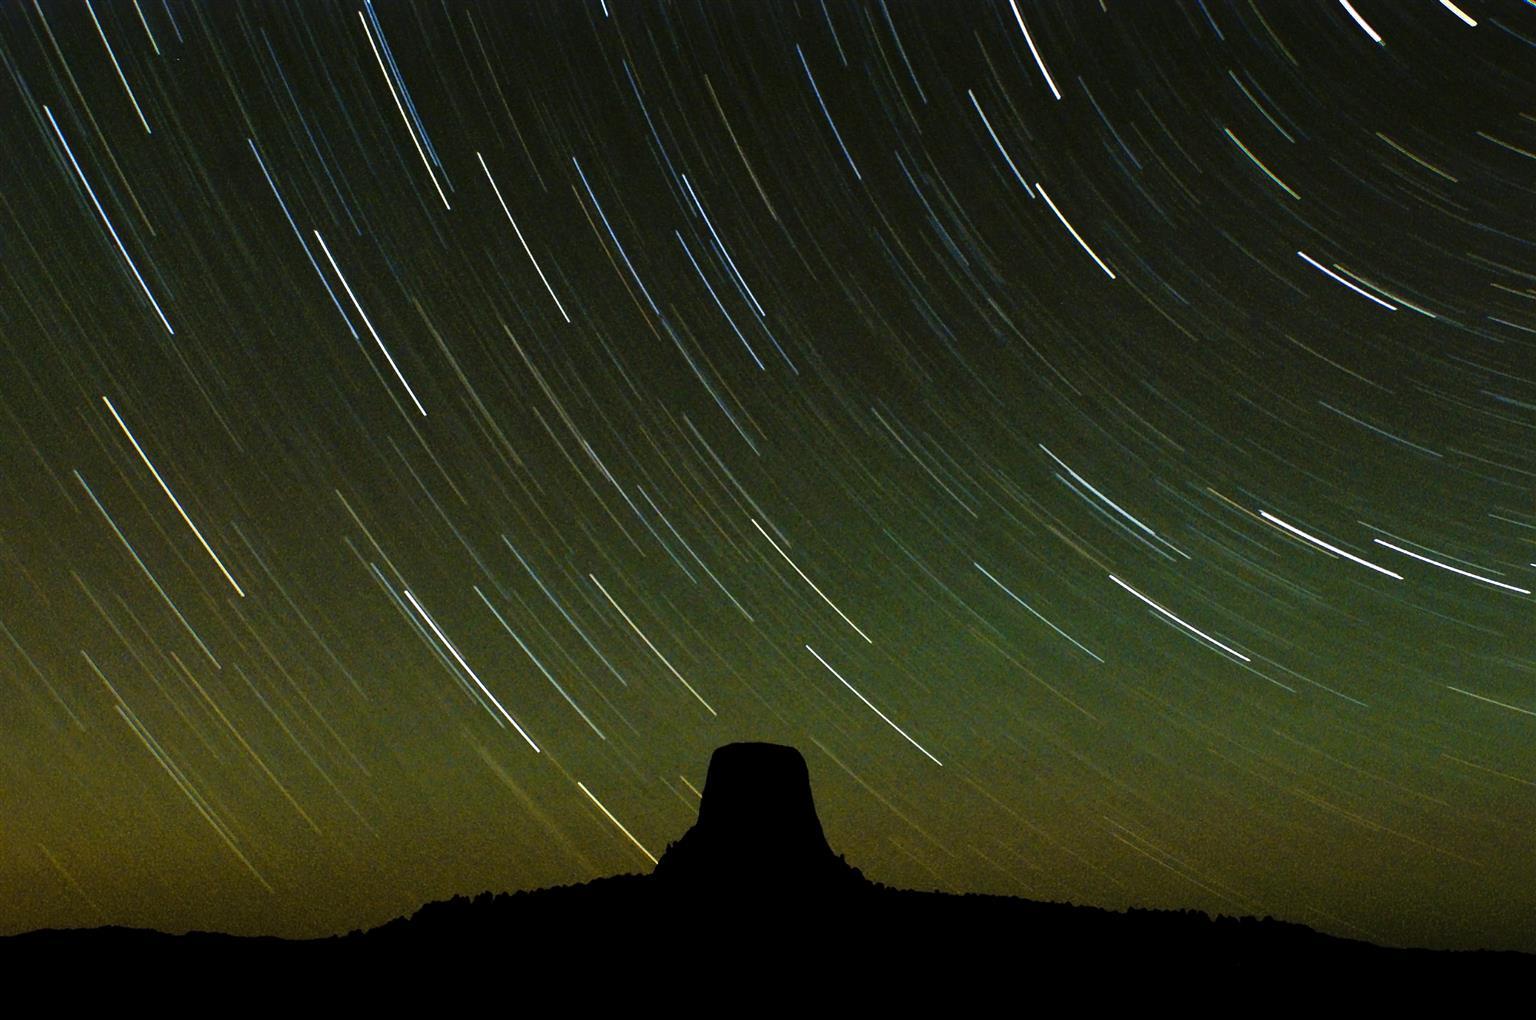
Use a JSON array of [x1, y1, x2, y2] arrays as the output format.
[[13, 875, 1529, 988]]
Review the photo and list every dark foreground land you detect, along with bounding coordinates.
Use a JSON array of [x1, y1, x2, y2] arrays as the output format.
[[10, 877, 1534, 988], [10, 744, 1531, 990]]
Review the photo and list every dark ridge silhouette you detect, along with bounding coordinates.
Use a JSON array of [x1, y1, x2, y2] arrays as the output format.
[[7, 742, 1534, 990]]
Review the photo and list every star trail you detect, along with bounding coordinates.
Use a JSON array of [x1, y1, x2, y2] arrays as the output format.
[[2, 0, 1534, 953]]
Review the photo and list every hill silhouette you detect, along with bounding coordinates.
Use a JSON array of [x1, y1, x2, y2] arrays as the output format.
[[7, 742, 1533, 990]]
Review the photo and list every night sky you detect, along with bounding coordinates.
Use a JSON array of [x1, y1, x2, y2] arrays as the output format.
[[3, 0, 1534, 953]]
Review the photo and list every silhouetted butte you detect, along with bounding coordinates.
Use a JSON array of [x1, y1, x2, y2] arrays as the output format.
[[652, 741, 863, 898]]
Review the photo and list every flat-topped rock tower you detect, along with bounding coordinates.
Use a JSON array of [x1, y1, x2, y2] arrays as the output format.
[[652, 742, 861, 895]]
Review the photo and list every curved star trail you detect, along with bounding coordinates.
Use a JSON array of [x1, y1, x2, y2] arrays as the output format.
[[1, 1, 1533, 953]]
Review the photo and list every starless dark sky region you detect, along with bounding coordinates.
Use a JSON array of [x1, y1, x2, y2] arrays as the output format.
[[2, 0, 1533, 952]]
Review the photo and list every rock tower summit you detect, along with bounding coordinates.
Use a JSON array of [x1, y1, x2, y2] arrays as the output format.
[[652, 742, 860, 895]]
